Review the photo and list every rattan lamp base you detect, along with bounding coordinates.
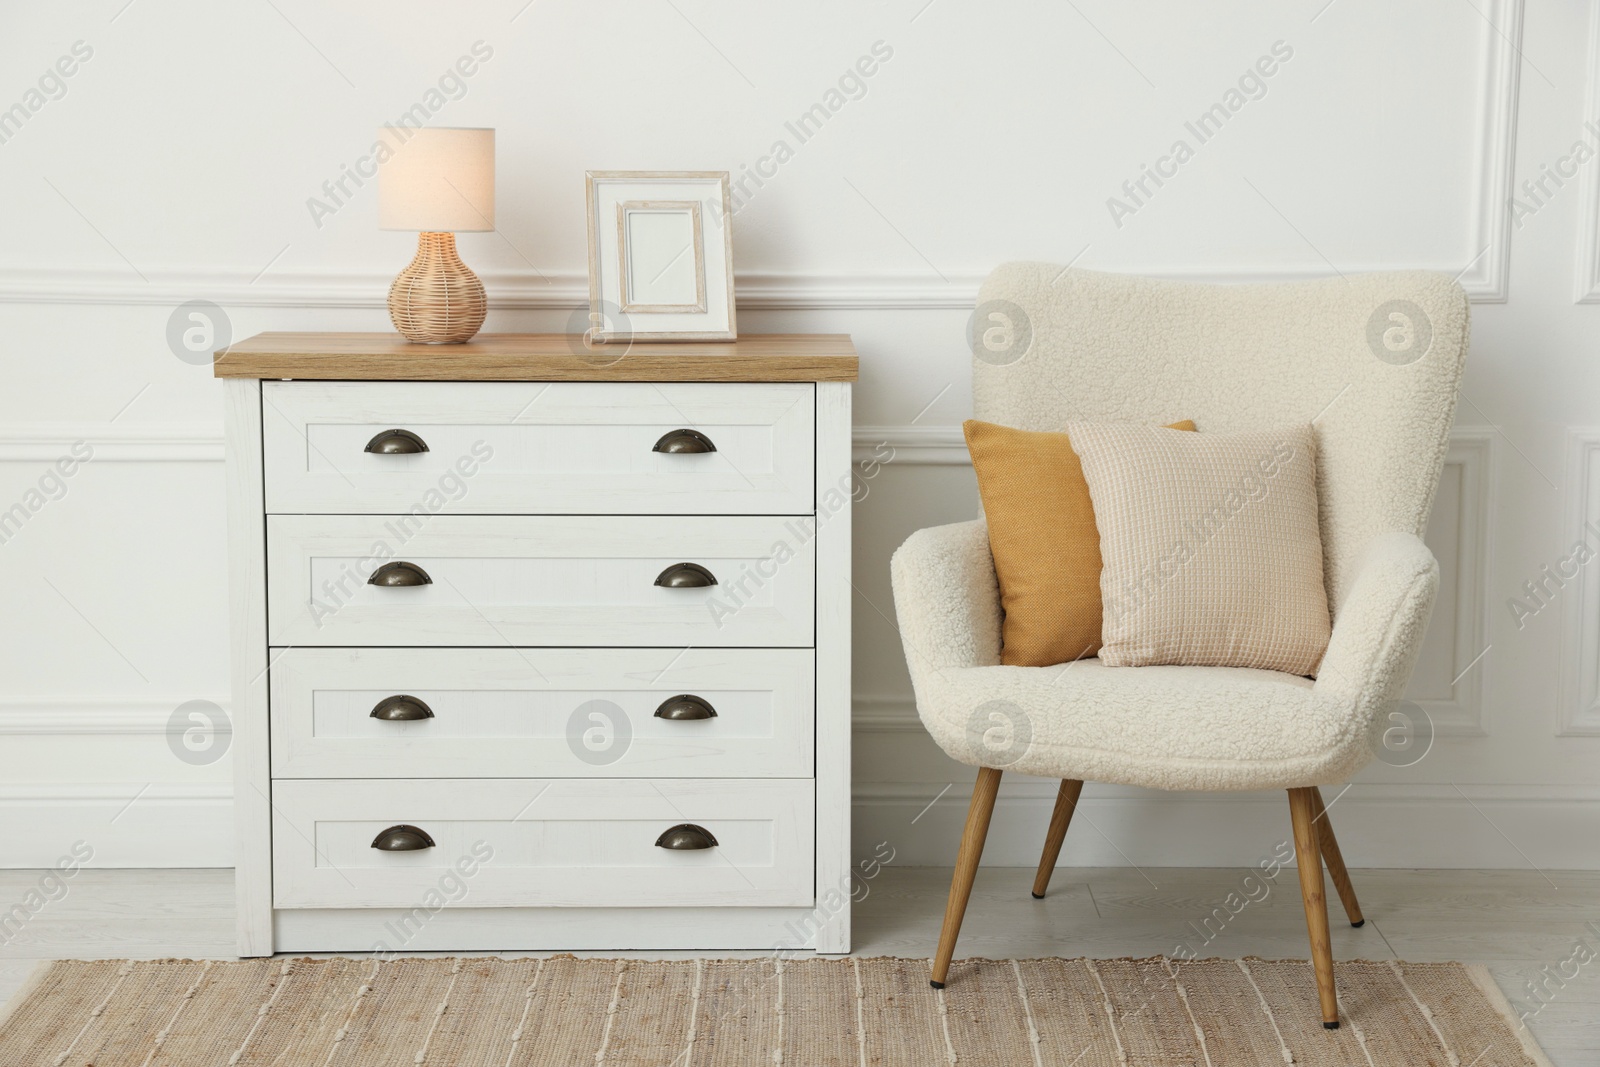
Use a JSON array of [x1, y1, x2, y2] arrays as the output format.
[[387, 232, 487, 344]]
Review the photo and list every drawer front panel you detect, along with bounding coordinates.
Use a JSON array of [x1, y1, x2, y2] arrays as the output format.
[[269, 647, 814, 778], [262, 381, 814, 515], [265, 515, 815, 647], [271, 778, 815, 909]]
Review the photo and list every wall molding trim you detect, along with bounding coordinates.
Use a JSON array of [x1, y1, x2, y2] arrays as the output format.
[[857, 425, 1495, 468], [0, 264, 1516, 313], [854, 780, 1600, 805], [1459, 0, 1523, 302], [854, 694, 922, 733], [0, 783, 232, 803], [0, 421, 1507, 471], [1415, 431, 1494, 736], [0, 268, 999, 312], [0, 213, 1522, 319], [1560, 428, 1600, 734], [1575, 0, 1600, 303], [0, 697, 231, 736], [0, 424, 223, 463], [0, 267, 1434, 312], [854, 426, 972, 466]]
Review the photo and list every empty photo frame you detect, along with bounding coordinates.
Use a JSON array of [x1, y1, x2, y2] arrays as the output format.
[[585, 171, 735, 341]]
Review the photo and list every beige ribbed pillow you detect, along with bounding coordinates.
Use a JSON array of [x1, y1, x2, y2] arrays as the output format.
[[1066, 422, 1331, 676]]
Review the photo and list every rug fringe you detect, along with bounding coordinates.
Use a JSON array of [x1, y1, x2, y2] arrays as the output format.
[[1463, 964, 1558, 1067], [0, 961, 54, 1033]]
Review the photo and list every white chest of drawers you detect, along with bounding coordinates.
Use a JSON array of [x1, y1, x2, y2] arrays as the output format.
[[217, 333, 855, 957]]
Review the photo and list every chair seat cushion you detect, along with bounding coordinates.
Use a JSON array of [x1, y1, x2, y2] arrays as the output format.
[[915, 658, 1368, 792]]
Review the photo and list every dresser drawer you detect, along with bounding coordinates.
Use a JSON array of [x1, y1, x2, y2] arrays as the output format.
[[269, 647, 814, 778], [261, 381, 814, 515], [265, 514, 815, 647], [271, 778, 814, 909]]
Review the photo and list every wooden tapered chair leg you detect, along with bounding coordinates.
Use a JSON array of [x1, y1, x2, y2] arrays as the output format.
[[1288, 787, 1340, 1028], [1031, 779, 1084, 899], [1309, 786, 1364, 927], [930, 767, 1003, 989]]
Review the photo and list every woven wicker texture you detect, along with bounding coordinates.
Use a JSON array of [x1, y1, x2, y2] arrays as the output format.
[[0, 955, 1549, 1066], [387, 231, 488, 344]]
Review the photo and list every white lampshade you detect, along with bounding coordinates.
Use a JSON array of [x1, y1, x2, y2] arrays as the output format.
[[378, 127, 495, 232]]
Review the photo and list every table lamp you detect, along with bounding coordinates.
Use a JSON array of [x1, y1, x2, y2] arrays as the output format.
[[378, 126, 495, 344]]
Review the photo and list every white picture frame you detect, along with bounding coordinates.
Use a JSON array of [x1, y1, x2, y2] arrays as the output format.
[[585, 171, 735, 342]]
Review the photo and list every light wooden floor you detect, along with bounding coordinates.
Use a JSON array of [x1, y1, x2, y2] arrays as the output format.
[[1, 866, 1595, 1064]]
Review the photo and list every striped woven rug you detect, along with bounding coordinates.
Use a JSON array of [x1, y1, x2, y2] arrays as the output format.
[[0, 955, 1551, 1066]]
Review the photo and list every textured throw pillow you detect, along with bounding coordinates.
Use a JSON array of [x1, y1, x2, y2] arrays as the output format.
[[1065, 422, 1331, 676], [965, 418, 1195, 667]]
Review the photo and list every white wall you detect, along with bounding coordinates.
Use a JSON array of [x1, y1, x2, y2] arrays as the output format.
[[1, 0, 1596, 870]]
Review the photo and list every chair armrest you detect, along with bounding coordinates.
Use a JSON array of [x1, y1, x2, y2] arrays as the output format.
[[1314, 532, 1440, 712], [890, 519, 1003, 677]]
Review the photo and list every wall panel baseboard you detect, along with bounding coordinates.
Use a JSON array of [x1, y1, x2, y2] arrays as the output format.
[[854, 781, 1600, 871], [0, 784, 232, 868]]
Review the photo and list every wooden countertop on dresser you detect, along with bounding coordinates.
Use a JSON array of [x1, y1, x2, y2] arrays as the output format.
[[212, 332, 859, 382]]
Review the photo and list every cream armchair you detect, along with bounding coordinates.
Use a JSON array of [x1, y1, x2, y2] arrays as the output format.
[[890, 264, 1467, 1029]]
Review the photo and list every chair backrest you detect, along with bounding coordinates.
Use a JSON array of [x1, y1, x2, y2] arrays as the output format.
[[972, 264, 1468, 609]]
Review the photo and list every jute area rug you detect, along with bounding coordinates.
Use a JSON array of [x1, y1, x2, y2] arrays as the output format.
[[0, 955, 1552, 1066]]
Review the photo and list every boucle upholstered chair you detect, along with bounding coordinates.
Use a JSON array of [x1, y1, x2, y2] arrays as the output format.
[[890, 264, 1468, 1028]]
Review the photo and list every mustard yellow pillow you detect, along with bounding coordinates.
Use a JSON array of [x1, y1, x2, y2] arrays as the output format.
[[965, 418, 1196, 667]]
